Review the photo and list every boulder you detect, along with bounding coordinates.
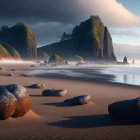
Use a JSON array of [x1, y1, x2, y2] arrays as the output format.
[[0, 84, 31, 120], [42, 89, 67, 97], [108, 97, 140, 121], [65, 95, 91, 105], [30, 84, 46, 89], [0, 86, 17, 120]]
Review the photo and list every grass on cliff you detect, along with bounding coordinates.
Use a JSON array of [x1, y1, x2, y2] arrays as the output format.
[[0, 44, 9, 55], [92, 18, 103, 42], [0, 42, 21, 58]]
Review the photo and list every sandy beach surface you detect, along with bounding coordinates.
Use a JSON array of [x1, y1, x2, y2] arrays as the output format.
[[0, 63, 140, 140]]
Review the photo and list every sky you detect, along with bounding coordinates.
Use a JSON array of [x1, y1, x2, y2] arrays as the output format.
[[0, 0, 140, 59]]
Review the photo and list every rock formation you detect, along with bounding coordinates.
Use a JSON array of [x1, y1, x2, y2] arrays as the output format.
[[0, 23, 37, 59], [38, 16, 116, 62], [123, 56, 128, 64], [48, 54, 63, 63]]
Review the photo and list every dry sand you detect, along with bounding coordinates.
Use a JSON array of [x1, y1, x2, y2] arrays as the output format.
[[0, 63, 140, 140]]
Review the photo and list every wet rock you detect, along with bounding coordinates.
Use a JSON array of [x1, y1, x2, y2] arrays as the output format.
[[11, 69, 16, 71], [30, 84, 46, 89], [0, 84, 31, 120], [8, 73, 17, 77], [42, 89, 67, 97], [65, 95, 91, 105], [108, 97, 140, 121]]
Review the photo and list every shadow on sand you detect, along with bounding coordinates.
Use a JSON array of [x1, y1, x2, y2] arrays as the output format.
[[42, 102, 75, 107], [48, 114, 140, 128], [29, 95, 42, 97]]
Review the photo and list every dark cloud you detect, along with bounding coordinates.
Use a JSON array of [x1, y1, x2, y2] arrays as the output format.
[[0, 0, 140, 47], [0, 0, 85, 24]]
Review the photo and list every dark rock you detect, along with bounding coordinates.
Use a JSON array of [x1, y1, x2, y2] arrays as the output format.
[[30, 84, 46, 89], [42, 89, 67, 97], [0, 84, 31, 120], [132, 60, 135, 64], [11, 69, 16, 71], [65, 95, 91, 105], [123, 56, 128, 64], [108, 97, 140, 121]]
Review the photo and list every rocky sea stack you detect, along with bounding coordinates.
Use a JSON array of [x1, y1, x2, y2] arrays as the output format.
[[0, 23, 37, 59], [38, 16, 116, 62]]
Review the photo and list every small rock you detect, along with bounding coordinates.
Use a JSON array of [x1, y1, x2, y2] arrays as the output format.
[[42, 89, 67, 97], [30, 65, 35, 67], [65, 95, 91, 105], [108, 97, 140, 121], [0, 67, 3, 70], [11, 69, 16, 71], [30, 84, 46, 89], [20, 74, 32, 77], [8, 73, 17, 77]]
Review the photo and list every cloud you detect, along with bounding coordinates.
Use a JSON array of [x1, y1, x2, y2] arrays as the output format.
[[0, 0, 140, 46], [114, 43, 140, 59], [0, 0, 140, 27], [110, 29, 140, 38]]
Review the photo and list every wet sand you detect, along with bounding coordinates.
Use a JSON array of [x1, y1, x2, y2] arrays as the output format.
[[0, 63, 140, 140]]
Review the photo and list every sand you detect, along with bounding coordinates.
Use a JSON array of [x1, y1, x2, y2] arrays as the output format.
[[0, 63, 140, 140]]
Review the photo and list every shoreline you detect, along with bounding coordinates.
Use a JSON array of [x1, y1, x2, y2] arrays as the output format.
[[0, 63, 140, 140]]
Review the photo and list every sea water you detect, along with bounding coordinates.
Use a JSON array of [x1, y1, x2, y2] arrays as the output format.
[[29, 61, 140, 86]]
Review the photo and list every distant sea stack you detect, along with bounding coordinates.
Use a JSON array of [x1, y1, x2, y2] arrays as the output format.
[[0, 23, 37, 59], [38, 16, 116, 62]]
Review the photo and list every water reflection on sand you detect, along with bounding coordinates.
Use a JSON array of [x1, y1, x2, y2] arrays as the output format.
[[29, 64, 140, 86]]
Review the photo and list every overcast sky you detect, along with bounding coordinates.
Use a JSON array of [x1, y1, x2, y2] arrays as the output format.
[[0, 0, 140, 59]]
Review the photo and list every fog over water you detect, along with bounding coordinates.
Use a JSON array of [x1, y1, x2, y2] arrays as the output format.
[[29, 59, 140, 86]]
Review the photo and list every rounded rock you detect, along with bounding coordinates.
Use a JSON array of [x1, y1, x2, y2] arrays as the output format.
[[42, 89, 67, 97], [65, 95, 91, 105], [108, 97, 140, 121]]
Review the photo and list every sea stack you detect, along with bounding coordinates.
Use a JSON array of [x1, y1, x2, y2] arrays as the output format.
[[38, 16, 117, 62], [0, 24, 37, 59], [123, 56, 128, 64]]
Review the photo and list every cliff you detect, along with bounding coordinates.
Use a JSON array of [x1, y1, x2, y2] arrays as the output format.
[[38, 16, 116, 62], [0, 23, 37, 59]]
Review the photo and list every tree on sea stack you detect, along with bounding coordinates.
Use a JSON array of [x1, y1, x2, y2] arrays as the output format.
[[49, 54, 62, 63]]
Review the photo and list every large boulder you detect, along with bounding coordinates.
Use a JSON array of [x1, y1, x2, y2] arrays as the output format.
[[0, 84, 31, 120], [65, 95, 91, 105], [108, 97, 140, 121], [42, 89, 67, 97]]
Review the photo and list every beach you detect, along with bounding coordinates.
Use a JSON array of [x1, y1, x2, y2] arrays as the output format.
[[0, 62, 140, 140]]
